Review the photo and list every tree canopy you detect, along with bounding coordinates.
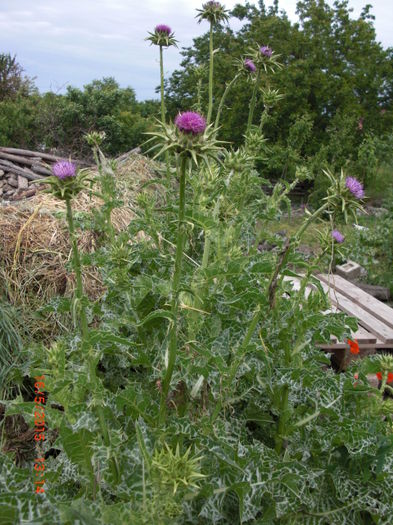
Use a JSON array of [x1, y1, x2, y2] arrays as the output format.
[[165, 0, 393, 185]]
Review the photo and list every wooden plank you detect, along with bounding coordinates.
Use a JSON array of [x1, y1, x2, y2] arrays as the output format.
[[317, 280, 393, 343], [318, 342, 391, 350], [317, 273, 393, 329], [350, 326, 377, 344]]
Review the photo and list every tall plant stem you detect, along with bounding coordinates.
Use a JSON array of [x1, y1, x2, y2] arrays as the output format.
[[159, 45, 166, 125], [247, 68, 261, 132], [66, 197, 120, 484], [65, 198, 88, 340], [159, 45, 170, 182], [275, 384, 289, 454], [295, 201, 330, 241], [215, 73, 241, 129], [160, 155, 188, 423], [211, 305, 262, 423], [207, 22, 214, 124]]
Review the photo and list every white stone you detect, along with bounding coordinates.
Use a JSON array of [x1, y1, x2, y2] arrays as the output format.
[[18, 175, 29, 189]]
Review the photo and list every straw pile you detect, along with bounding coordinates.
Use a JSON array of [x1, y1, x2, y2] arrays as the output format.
[[0, 152, 162, 319]]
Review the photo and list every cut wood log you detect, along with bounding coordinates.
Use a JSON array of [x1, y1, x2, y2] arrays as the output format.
[[0, 162, 42, 181], [0, 147, 90, 166]]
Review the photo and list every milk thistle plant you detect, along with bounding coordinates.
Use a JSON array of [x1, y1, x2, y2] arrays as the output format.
[[146, 25, 177, 127], [246, 44, 282, 132], [196, 1, 229, 124], [36, 160, 120, 487], [146, 111, 223, 422], [146, 25, 177, 180], [214, 57, 257, 129]]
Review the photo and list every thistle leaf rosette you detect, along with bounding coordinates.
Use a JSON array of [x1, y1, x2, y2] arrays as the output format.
[[146, 25, 178, 47], [323, 168, 366, 223], [34, 161, 93, 201], [248, 44, 283, 73], [196, 1, 229, 25], [145, 111, 225, 167]]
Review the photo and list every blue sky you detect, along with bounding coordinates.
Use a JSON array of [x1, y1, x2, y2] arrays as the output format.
[[0, 0, 391, 101]]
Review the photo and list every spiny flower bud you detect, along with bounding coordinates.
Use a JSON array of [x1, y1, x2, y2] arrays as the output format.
[[146, 25, 177, 47], [260, 45, 273, 57], [244, 59, 256, 72], [196, 1, 229, 25]]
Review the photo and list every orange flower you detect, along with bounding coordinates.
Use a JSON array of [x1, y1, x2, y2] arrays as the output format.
[[347, 339, 359, 355], [376, 372, 393, 383]]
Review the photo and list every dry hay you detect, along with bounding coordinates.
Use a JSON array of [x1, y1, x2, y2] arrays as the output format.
[[0, 153, 162, 320]]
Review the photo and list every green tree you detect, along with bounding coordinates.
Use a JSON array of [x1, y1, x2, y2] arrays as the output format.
[[165, 0, 393, 183], [0, 53, 35, 101]]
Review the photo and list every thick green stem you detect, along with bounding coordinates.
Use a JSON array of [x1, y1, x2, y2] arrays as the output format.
[[66, 198, 120, 484], [65, 198, 89, 341], [88, 351, 120, 484], [211, 305, 262, 423], [295, 201, 330, 241], [160, 46, 166, 124], [159, 45, 170, 182], [207, 22, 214, 124], [247, 68, 261, 132], [160, 155, 188, 423], [259, 107, 269, 131], [275, 384, 289, 454], [215, 73, 241, 129]]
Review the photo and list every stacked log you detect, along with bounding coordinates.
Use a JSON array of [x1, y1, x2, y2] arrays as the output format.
[[0, 147, 90, 202]]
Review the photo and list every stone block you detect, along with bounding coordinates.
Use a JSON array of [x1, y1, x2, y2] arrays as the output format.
[[336, 260, 362, 280]]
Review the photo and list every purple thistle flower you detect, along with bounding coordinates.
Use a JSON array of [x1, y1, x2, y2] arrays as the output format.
[[244, 59, 256, 72], [155, 24, 172, 34], [332, 229, 345, 243], [203, 1, 222, 8], [175, 111, 207, 135], [260, 45, 273, 57], [52, 161, 76, 180], [345, 176, 365, 199]]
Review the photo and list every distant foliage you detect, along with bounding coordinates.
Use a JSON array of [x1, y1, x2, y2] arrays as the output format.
[[0, 75, 160, 158], [166, 0, 393, 187]]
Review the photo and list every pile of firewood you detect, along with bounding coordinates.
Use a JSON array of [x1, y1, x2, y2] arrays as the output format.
[[0, 147, 90, 202]]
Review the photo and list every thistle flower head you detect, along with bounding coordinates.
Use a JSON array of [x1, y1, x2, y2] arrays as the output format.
[[247, 44, 282, 73], [175, 111, 207, 135], [52, 161, 76, 179], [323, 168, 366, 224], [155, 24, 171, 34], [144, 111, 225, 166], [244, 59, 256, 72], [345, 176, 365, 199], [35, 161, 91, 201], [260, 45, 273, 57], [196, 1, 229, 25], [332, 229, 345, 243], [146, 25, 177, 47]]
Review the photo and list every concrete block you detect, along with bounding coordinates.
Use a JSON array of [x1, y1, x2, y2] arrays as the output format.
[[336, 260, 362, 280]]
